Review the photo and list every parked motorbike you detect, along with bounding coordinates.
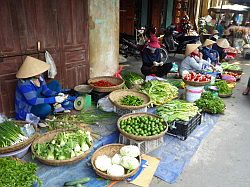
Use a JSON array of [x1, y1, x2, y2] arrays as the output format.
[[119, 31, 169, 63], [162, 25, 200, 54]]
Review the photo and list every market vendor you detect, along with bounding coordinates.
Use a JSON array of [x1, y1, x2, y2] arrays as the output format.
[[141, 27, 173, 77], [211, 30, 219, 41], [212, 38, 230, 61], [201, 39, 219, 65], [15, 56, 70, 120], [180, 44, 214, 76]]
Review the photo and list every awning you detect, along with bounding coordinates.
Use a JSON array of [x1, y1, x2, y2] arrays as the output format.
[[209, 4, 250, 13]]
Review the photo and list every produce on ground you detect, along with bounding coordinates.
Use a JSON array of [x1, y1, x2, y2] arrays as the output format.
[[64, 177, 90, 186], [120, 95, 144, 106], [195, 92, 225, 114], [140, 80, 178, 105], [122, 71, 144, 88], [156, 100, 199, 123], [33, 129, 92, 160], [0, 120, 28, 148], [221, 62, 242, 71], [94, 145, 140, 177], [166, 79, 185, 89], [92, 80, 116, 87], [0, 157, 42, 187], [224, 71, 241, 79], [47, 107, 117, 130], [183, 72, 211, 82], [119, 115, 167, 136], [214, 80, 233, 95]]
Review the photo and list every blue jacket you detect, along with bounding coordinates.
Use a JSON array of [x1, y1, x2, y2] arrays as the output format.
[[201, 47, 219, 64], [15, 76, 57, 120]]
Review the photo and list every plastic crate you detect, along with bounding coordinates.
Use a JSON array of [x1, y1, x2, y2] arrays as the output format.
[[119, 134, 164, 154], [114, 106, 147, 116], [167, 113, 202, 140]]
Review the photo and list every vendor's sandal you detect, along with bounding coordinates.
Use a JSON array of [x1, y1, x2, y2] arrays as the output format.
[[242, 91, 249, 95]]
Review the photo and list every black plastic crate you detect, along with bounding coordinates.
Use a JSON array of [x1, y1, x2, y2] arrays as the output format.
[[90, 90, 109, 103], [167, 113, 202, 140]]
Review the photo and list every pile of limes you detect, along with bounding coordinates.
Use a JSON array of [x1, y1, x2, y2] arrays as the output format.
[[119, 115, 167, 136]]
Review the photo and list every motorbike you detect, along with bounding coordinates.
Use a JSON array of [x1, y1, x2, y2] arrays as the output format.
[[162, 25, 200, 54], [119, 30, 169, 64]]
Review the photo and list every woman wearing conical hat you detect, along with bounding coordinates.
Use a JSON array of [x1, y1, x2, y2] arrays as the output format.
[[180, 44, 214, 76], [212, 38, 230, 61], [15, 56, 67, 120], [201, 39, 219, 65]]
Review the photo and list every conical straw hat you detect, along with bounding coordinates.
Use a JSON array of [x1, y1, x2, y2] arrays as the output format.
[[217, 38, 230, 48], [16, 56, 50, 79], [203, 39, 216, 47], [213, 30, 219, 34], [185, 44, 201, 56]]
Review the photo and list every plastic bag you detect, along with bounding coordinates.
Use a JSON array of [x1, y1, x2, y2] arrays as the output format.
[[45, 50, 57, 79], [0, 114, 7, 123], [97, 96, 114, 112]]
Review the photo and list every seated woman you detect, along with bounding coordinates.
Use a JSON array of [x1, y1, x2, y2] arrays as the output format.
[[180, 44, 214, 76], [201, 39, 219, 66], [15, 56, 68, 120], [141, 27, 172, 77], [212, 38, 230, 61]]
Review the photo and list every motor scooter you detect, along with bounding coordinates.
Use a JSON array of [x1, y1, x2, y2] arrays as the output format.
[[162, 25, 200, 54]]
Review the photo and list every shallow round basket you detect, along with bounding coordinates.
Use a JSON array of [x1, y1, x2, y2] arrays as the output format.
[[0, 121, 39, 154], [109, 90, 151, 110], [224, 69, 243, 75], [219, 92, 233, 98], [117, 113, 168, 141], [31, 129, 93, 166], [74, 84, 93, 94], [88, 76, 125, 92], [183, 79, 211, 87], [91, 144, 141, 181]]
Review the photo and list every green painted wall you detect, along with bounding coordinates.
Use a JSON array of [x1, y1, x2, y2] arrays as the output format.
[[89, 0, 119, 78], [166, 0, 174, 27]]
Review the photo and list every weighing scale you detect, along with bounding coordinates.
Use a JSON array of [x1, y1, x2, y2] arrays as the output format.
[[74, 85, 93, 110]]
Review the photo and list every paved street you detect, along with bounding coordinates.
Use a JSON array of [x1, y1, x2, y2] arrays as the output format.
[[115, 54, 250, 187]]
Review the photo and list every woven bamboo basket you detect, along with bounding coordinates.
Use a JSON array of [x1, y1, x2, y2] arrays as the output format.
[[117, 113, 168, 141], [88, 76, 125, 92], [31, 128, 93, 166], [219, 92, 233, 98], [224, 69, 243, 75], [91, 144, 141, 181], [0, 121, 39, 154], [109, 90, 151, 110], [183, 79, 211, 87]]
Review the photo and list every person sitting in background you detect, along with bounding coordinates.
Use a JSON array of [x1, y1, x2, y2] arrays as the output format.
[[141, 27, 173, 77], [201, 39, 219, 66], [216, 20, 226, 37], [212, 38, 230, 61], [242, 77, 250, 95], [15, 56, 69, 120], [211, 30, 219, 41], [180, 44, 214, 76]]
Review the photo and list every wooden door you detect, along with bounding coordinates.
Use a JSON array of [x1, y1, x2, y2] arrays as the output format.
[[0, 0, 89, 117], [120, 0, 136, 35], [57, 0, 89, 88], [149, 0, 165, 33]]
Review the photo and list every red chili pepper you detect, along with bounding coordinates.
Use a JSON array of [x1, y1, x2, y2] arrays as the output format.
[[93, 80, 116, 87]]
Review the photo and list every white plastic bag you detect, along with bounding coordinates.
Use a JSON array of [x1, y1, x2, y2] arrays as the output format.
[[45, 50, 57, 78], [97, 96, 114, 112]]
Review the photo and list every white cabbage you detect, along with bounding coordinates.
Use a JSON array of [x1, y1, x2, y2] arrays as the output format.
[[95, 155, 112, 171], [120, 145, 140, 158], [107, 164, 125, 177], [120, 156, 140, 170], [111, 154, 122, 165]]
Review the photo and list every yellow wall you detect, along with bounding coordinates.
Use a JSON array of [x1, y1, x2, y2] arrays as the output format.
[[88, 0, 119, 78]]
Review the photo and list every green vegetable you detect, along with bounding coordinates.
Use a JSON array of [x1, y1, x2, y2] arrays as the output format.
[[122, 71, 144, 88], [120, 95, 144, 106], [214, 80, 232, 95], [0, 120, 27, 148], [33, 129, 92, 160], [119, 115, 167, 136], [165, 79, 185, 89], [140, 80, 178, 105], [156, 100, 200, 123], [0, 157, 42, 187], [221, 62, 241, 71], [195, 92, 225, 114], [64, 177, 90, 186]]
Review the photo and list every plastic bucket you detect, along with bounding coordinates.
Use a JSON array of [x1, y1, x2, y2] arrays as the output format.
[[185, 85, 204, 102]]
